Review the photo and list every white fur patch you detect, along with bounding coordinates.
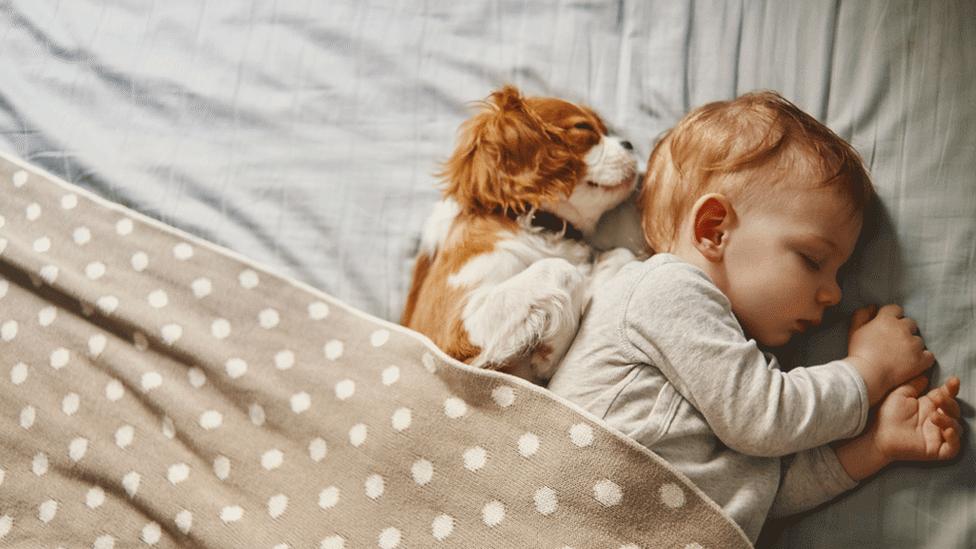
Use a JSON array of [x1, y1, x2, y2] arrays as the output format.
[[420, 199, 460, 257]]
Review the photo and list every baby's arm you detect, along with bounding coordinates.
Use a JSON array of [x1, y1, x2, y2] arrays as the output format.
[[770, 376, 961, 517], [844, 304, 936, 405], [624, 263, 869, 457]]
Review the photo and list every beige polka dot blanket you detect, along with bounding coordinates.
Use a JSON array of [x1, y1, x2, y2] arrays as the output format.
[[0, 152, 751, 548]]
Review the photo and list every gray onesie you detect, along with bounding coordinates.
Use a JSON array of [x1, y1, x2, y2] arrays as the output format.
[[548, 253, 869, 542]]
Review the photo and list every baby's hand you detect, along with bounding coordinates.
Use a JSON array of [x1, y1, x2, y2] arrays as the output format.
[[846, 304, 935, 404], [871, 375, 962, 462]]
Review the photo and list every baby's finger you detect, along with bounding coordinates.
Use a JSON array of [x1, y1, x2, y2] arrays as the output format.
[[878, 304, 904, 318], [929, 385, 962, 419], [902, 317, 919, 334], [849, 306, 877, 335], [929, 412, 956, 431], [946, 376, 961, 397]]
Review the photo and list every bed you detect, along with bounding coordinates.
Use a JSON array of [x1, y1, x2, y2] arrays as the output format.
[[1, 1, 973, 547]]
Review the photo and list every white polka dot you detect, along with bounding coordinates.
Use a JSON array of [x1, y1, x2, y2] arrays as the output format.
[[1, 320, 16, 341], [62, 392, 80, 415], [60, 193, 78, 209], [250, 403, 266, 426], [378, 527, 400, 549], [225, 358, 248, 378], [619, 545, 640, 549], [411, 459, 433, 485], [259, 308, 280, 329], [308, 301, 330, 320], [518, 432, 540, 457], [21, 406, 36, 429], [659, 482, 686, 508], [68, 437, 89, 462], [175, 510, 193, 534], [50, 347, 70, 369], [73, 226, 91, 245], [684, 543, 704, 549], [370, 329, 390, 347], [10, 362, 28, 385], [95, 295, 118, 315], [85, 261, 106, 280], [188, 367, 207, 388], [141, 371, 163, 392], [318, 486, 340, 509], [200, 410, 223, 430], [161, 323, 183, 345], [38, 306, 57, 326], [173, 242, 194, 260], [491, 386, 515, 407], [122, 471, 141, 497], [335, 379, 355, 400], [482, 500, 505, 527], [324, 339, 343, 361], [268, 494, 288, 519], [88, 334, 107, 358], [262, 449, 284, 470], [274, 350, 295, 370], [431, 514, 454, 541], [162, 416, 176, 439], [32, 452, 48, 475], [148, 289, 168, 308], [25, 202, 41, 220], [131, 251, 149, 271], [141, 522, 161, 545], [212, 318, 231, 339], [290, 392, 311, 413], [133, 331, 149, 351], [239, 269, 259, 289], [534, 486, 558, 515], [191, 277, 212, 298], [213, 456, 231, 480], [422, 352, 437, 373], [365, 474, 384, 499], [569, 423, 594, 447], [349, 423, 367, 447], [320, 535, 345, 549], [391, 408, 412, 431], [167, 463, 190, 484], [273, 544, 289, 549], [0, 279, 7, 298], [381, 366, 400, 385], [33, 236, 50, 253], [463, 446, 487, 471], [86, 486, 105, 509], [309, 438, 328, 462], [593, 479, 622, 507], [12, 170, 28, 187], [93, 535, 115, 549], [444, 397, 467, 418], [116, 218, 133, 235], [115, 425, 134, 449], [105, 379, 125, 401], [39, 264, 59, 285], [220, 506, 244, 523]]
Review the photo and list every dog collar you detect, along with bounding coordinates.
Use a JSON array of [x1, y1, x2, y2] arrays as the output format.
[[507, 209, 584, 241]]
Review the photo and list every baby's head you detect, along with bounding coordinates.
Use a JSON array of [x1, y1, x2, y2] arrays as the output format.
[[640, 91, 875, 346]]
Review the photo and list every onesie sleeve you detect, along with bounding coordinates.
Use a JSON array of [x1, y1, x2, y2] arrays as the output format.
[[768, 445, 858, 518], [621, 260, 869, 457]]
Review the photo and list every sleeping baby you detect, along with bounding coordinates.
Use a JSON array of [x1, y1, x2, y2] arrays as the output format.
[[547, 91, 963, 543]]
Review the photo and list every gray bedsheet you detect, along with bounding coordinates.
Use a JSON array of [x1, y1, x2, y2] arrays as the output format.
[[2, 1, 973, 547]]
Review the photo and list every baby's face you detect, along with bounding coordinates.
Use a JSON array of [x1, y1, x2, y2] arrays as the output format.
[[721, 188, 862, 347]]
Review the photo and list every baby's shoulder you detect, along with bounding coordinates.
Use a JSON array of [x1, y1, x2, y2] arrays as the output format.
[[628, 254, 721, 303]]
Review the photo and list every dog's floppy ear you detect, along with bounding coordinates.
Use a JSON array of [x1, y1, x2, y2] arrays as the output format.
[[439, 85, 583, 215]]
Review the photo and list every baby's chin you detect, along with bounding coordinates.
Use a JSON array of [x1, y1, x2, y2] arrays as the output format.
[[756, 329, 794, 348]]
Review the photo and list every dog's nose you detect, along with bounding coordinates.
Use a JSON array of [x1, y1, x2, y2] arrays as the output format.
[[620, 140, 634, 151]]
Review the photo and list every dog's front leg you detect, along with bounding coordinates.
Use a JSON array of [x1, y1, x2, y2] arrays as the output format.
[[463, 257, 586, 379]]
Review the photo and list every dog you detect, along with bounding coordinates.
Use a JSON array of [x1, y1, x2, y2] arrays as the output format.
[[401, 85, 638, 382]]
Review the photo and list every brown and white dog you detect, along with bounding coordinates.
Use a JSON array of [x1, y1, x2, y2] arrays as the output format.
[[401, 85, 637, 382]]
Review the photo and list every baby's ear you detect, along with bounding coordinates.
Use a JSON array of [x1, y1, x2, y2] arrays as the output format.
[[691, 194, 733, 260], [439, 86, 581, 215]]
